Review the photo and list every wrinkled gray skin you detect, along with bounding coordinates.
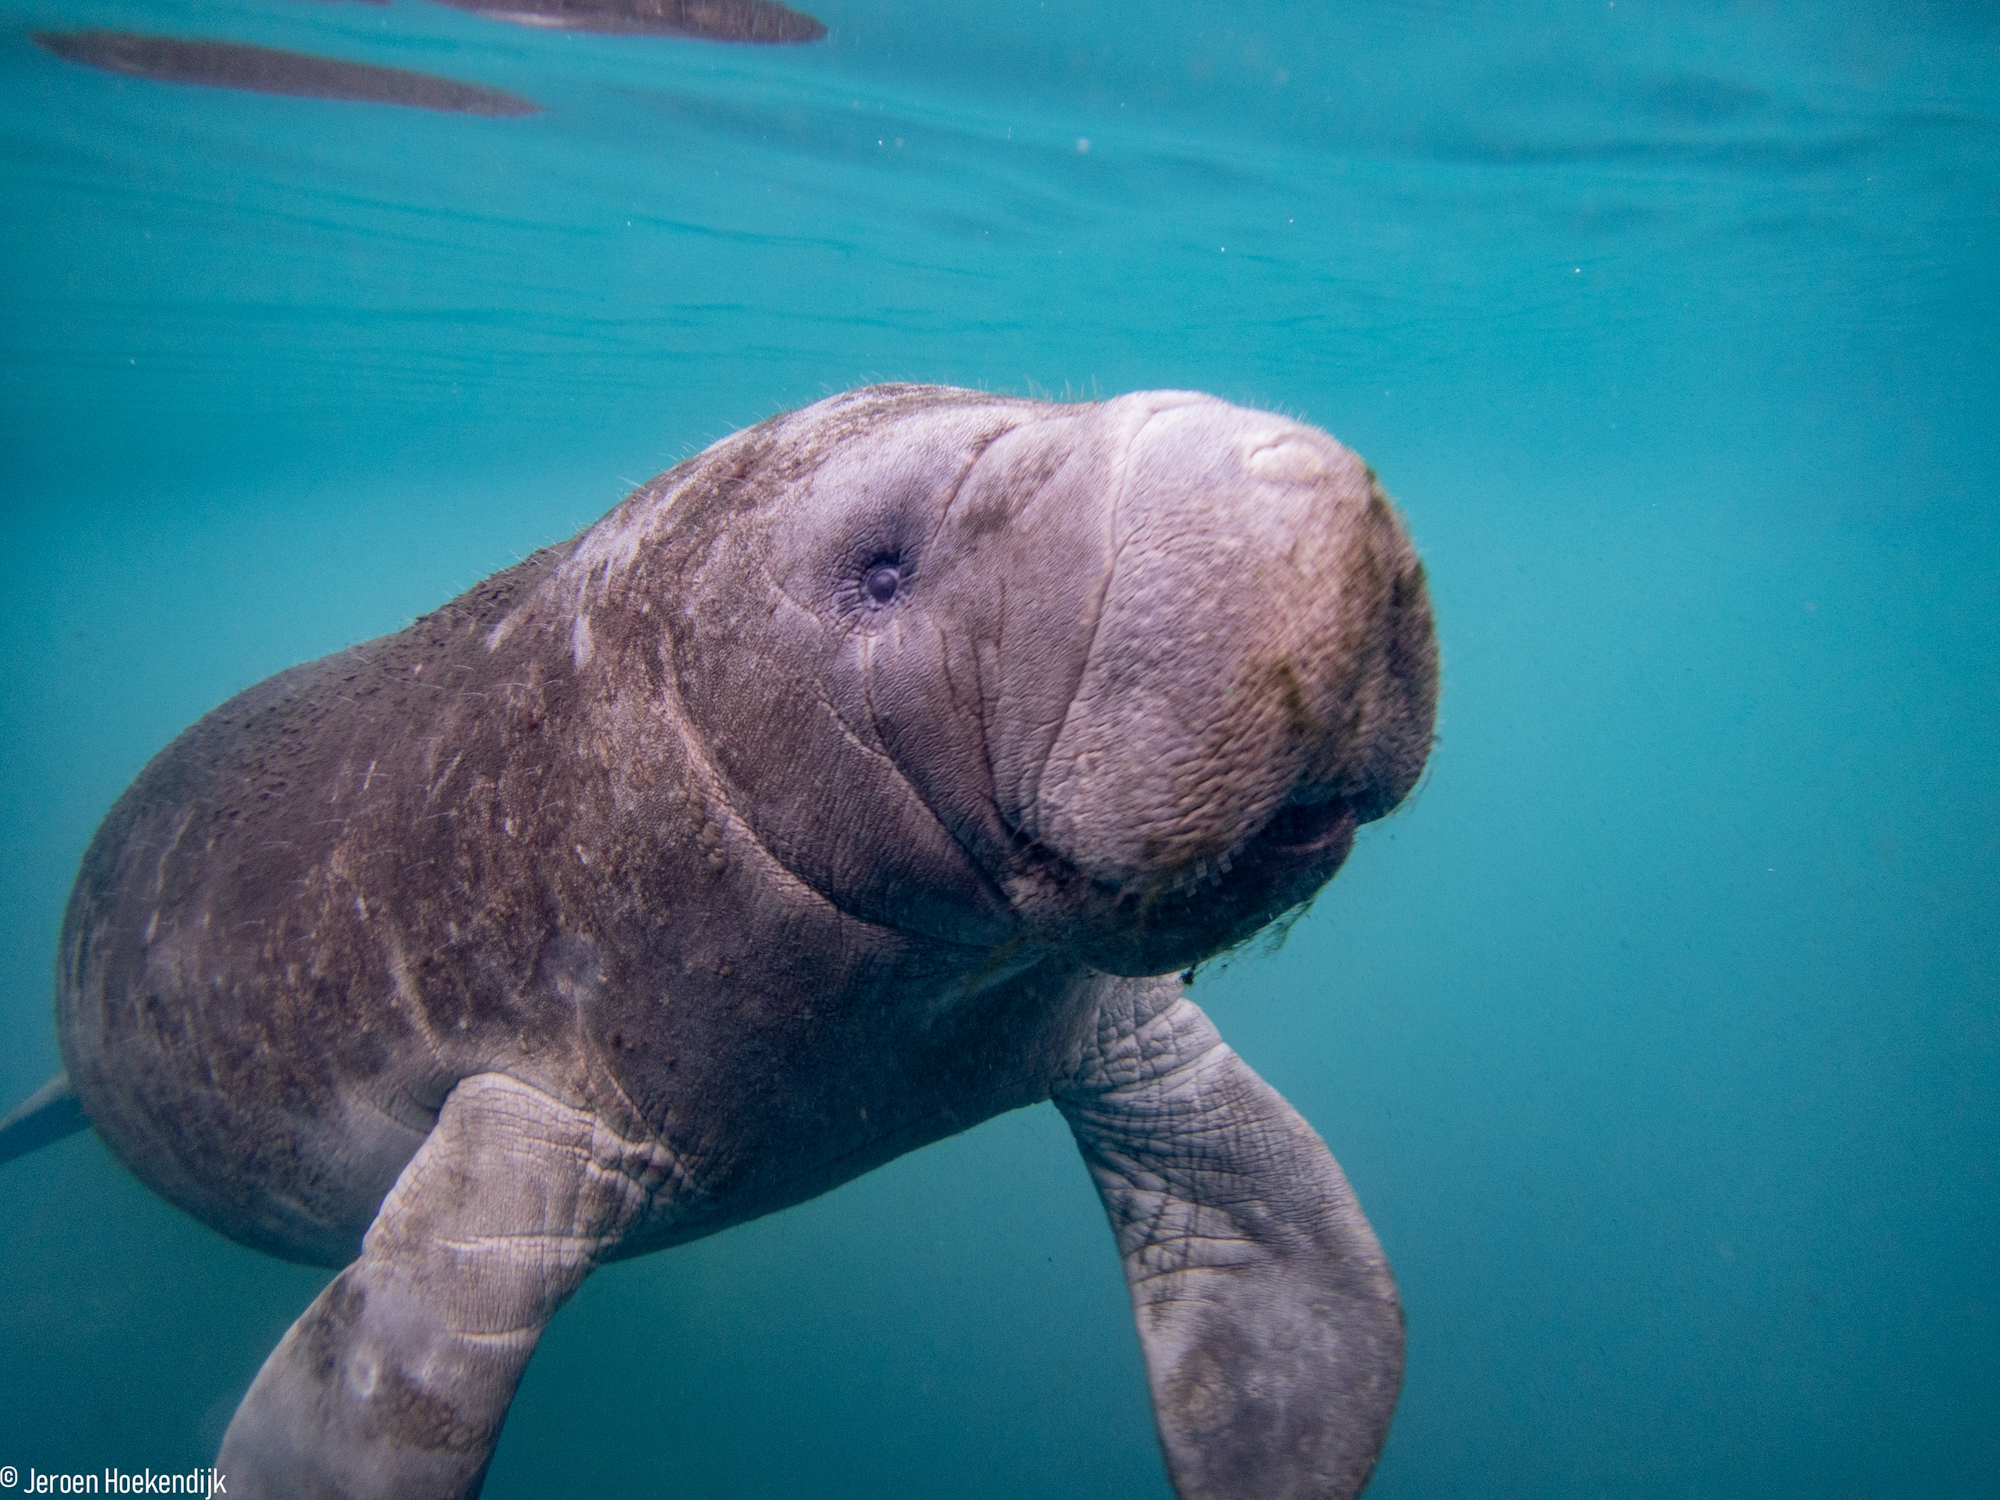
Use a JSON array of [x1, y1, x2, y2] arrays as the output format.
[[56, 385, 1437, 1499]]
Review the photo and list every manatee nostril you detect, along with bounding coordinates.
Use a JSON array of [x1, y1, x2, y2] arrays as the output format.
[[864, 563, 902, 604]]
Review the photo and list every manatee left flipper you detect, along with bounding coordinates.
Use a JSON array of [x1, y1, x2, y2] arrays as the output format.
[[1055, 980, 1405, 1500], [220, 1074, 653, 1499]]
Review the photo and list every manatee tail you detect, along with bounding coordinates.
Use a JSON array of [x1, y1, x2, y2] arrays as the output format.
[[0, 1074, 89, 1167]]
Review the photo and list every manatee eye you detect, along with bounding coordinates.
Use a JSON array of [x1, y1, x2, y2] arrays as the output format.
[[864, 563, 903, 604]]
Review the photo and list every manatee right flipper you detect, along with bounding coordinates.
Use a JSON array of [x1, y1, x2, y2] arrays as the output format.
[[1055, 979, 1405, 1500], [220, 1074, 657, 1500]]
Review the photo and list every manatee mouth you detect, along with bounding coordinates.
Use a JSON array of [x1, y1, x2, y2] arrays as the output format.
[[1251, 794, 1363, 862], [1147, 792, 1361, 905], [1006, 791, 1362, 978], [1129, 796, 1361, 974]]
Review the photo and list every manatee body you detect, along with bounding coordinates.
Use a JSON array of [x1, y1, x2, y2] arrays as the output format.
[[434, 0, 827, 43], [32, 31, 543, 116], [48, 385, 1436, 1499]]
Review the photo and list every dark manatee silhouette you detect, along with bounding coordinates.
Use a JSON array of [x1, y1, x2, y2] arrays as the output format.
[[31, 31, 541, 117], [3, 386, 1437, 1499], [435, 0, 826, 42]]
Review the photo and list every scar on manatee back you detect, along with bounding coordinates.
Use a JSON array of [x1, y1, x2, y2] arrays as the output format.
[[32, 31, 543, 117]]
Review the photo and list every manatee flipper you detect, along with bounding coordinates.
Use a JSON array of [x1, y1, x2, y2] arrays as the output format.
[[0, 1073, 88, 1167], [1055, 980, 1405, 1500], [220, 1074, 650, 1500]]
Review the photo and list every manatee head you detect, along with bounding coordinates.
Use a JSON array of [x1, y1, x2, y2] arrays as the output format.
[[592, 384, 1436, 978]]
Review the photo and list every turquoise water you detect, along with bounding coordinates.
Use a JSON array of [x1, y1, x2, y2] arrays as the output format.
[[2, 0, 1995, 1494]]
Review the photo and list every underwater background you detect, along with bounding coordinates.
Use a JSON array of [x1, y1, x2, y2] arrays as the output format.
[[1, 0, 1995, 1494]]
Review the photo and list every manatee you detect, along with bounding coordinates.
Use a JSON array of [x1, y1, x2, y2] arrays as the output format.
[[4, 384, 1436, 1498], [434, 0, 827, 43], [31, 31, 541, 117]]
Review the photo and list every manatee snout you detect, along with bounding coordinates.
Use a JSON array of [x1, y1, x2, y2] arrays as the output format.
[[1021, 396, 1438, 975]]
